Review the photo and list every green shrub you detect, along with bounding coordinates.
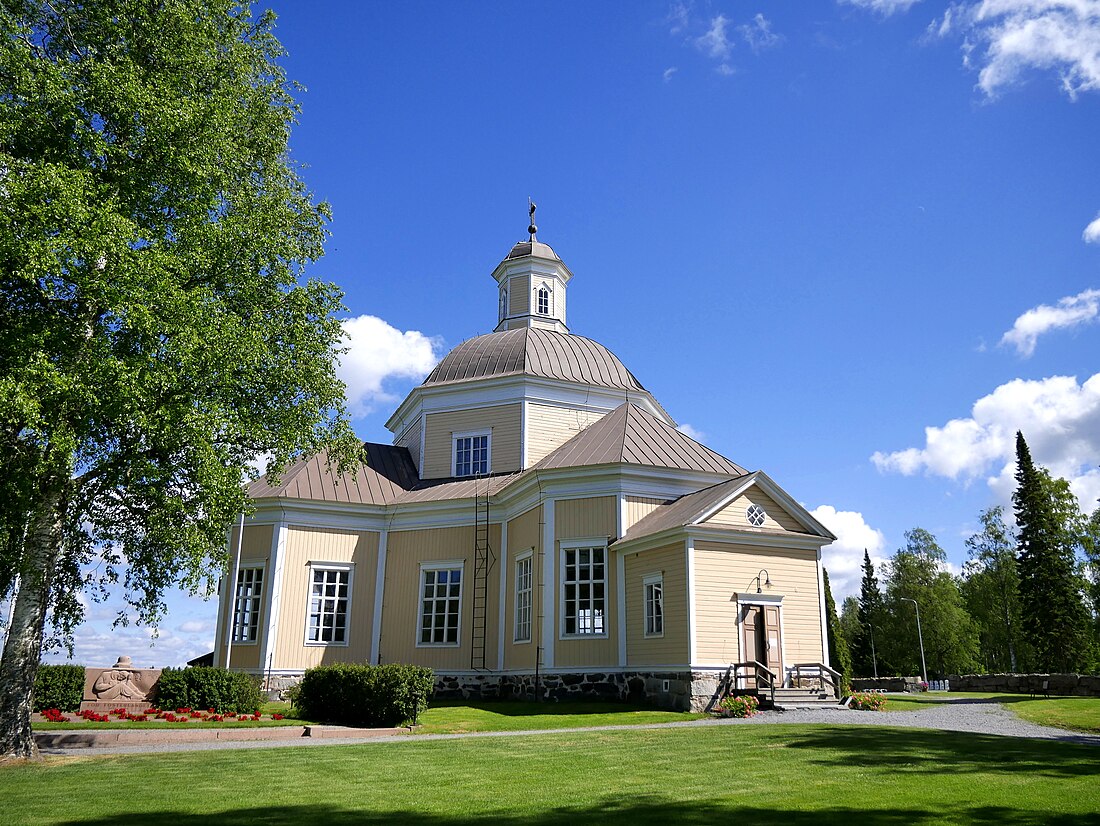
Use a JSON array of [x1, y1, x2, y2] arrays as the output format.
[[295, 663, 434, 727], [33, 664, 85, 712], [154, 666, 262, 714], [849, 691, 887, 711]]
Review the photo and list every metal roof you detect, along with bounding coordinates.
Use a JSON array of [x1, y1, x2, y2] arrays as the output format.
[[532, 403, 746, 476], [246, 443, 418, 505], [619, 476, 753, 542], [423, 327, 646, 391], [505, 240, 561, 261]]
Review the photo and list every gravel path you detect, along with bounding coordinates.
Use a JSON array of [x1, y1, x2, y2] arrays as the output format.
[[36, 697, 1100, 757]]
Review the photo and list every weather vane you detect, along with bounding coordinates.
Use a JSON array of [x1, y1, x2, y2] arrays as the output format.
[[528, 198, 537, 242]]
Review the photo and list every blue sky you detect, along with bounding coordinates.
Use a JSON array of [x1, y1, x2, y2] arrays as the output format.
[[37, 0, 1100, 666]]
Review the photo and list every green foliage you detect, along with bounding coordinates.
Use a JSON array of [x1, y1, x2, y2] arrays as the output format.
[[0, 0, 362, 755], [1013, 433, 1093, 672], [822, 568, 852, 692], [294, 663, 435, 727], [154, 667, 262, 714], [850, 550, 886, 677], [31, 663, 84, 711], [880, 528, 980, 677], [961, 506, 1029, 672]]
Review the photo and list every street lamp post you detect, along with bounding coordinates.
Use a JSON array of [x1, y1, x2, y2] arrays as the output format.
[[901, 597, 927, 685]]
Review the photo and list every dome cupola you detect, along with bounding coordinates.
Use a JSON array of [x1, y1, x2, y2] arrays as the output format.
[[492, 201, 573, 334]]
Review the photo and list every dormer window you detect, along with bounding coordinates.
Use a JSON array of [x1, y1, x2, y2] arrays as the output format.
[[537, 285, 551, 315], [453, 430, 490, 477]]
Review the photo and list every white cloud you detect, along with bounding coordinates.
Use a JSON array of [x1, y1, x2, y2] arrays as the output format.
[[676, 422, 707, 442], [872, 372, 1100, 510], [663, 66, 679, 82], [715, 63, 736, 76], [667, 1, 691, 35], [178, 619, 216, 634], [840, 0, 923, 15], [338, 315, 442, 417], [931, 1, 1100, 99], [811, 505, 888, 600], [1083, 212, 1100, 242], [740, 13, 783, 52], [696, 14, 734, 60], [999, 288, 1100, 356]]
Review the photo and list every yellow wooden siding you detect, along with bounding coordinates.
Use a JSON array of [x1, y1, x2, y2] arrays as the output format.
[[693, 540, 823, 667], [554, 496, 619, 668], [423, 403, 522, 477], [224, 524, 274, 671], [623, 496, 667, 533], [705, 489, 805, 533], [525, 403, 608, 465], [503, 506, 541, 670], [508, 274, 529, 315], [625, 543, 689, 666], [269, 527, 378, 671], [396, 417, 423, 471], [379, 525, 502, 671]]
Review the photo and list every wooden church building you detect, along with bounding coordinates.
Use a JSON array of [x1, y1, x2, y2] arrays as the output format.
[[213, 218, 837, 710]]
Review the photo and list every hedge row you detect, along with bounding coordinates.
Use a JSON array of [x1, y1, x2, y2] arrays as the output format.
[[155, 667, 264, 714], [33, 664, 86, 712], [293, 663, 434, 727]]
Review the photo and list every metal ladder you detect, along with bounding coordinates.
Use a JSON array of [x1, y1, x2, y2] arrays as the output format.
[[470, 476, 495, 670]]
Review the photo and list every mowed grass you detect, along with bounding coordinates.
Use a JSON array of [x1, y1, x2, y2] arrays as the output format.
[[413, 699, 705, 733], [5, 724, 1100, 825]]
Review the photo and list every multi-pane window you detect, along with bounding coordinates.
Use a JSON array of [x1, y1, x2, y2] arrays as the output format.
[[454, 433, 489, 477], [644, 575, 664, 637], [537, 287, 550, 315], [231, 566, 264, 643], [562, 546, 605, 636], [746, 503, 766, 527], [307, 567, 350, 644], [514, 554, 532, 643], [420, 565, 462, 645]]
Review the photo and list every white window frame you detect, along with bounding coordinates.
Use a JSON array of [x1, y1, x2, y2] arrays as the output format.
[[514, 550, 533, 643], [499, 283, 508, 321], [417, 560, 465, 648], [452, 428, 491, 477], [559, 539, 609, 639], [536, 282, 553, 316], [643, 573, 664, 639], [304, 562, 353, 647], [229, 563, 265, 645]]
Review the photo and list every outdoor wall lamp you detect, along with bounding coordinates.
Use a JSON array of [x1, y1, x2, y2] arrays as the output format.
[[756, 569, 772, 594]]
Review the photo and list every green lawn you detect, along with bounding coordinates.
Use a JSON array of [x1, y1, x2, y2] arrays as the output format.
[[412, 699, 705, 733], [6, 724, 1100, 824]]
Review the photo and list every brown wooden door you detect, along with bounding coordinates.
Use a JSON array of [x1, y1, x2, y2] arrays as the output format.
[[763, 605, 783, 676]]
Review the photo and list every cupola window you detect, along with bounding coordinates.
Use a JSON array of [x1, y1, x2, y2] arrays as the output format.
[[499, 284, 508, 321], [537, 286, 551, 315]]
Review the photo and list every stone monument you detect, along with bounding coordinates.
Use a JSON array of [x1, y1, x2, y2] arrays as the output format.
[[80, 656, 162, 713]]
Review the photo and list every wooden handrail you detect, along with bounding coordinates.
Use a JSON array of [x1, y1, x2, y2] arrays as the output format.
[[790, 662, 841, 698]]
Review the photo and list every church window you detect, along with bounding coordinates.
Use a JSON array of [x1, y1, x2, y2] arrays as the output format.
[[747, 504, 766, 527], [643, 574, 663, 637], [231, 566, 264, 643], [561, 544, 606, 636], [306, 565, 351, 645], [453, 430, 490, 477], [537, 286, 551, 315], [514, 552, 533, 643], [499, 284, 508, 320], [418, 562, 463, 646]]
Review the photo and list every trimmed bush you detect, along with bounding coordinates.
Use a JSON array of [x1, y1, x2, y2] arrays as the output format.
[[33, 664, 85, 712], [716, 693, 760, 718], [154, 666, 263, 714], [848, 691, 887, 711], [295, 663, 434, 727]]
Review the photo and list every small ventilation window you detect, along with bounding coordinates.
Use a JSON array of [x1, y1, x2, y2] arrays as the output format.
[[746, 504, 766, 527]]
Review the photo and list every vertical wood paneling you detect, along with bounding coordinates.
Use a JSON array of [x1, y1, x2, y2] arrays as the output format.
[[379, 525, 501, 671], [423, 403, 522, 477], [705, 490, 805, 533], [623, 496, 667, 533], [271, 527, 378, 671], [508, 274, 530, 315], [526, 403, 608, 465], [224, 524, 273, 671], [555, 496, 618, 668], [693, 541, 823, 668], [625, 543, 688, 666], [503, 506, 541, 670], [396, 417, 423, 471]]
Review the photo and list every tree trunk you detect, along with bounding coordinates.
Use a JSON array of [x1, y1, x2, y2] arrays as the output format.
[[0, 482, 65, 761]]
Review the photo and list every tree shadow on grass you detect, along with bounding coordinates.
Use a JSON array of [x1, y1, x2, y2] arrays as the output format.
[[55, 800, 1100, 826], [782, 726, 1100, 778]]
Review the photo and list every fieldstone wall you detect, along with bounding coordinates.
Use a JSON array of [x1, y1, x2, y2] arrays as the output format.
[[946, 673, 1100, 696], [432, 671, 700, 711], [850, 677, 921, 693]]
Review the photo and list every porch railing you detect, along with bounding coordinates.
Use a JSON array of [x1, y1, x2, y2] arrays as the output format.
[[730, 660, 777, 705], [789, 662, 841, 699]]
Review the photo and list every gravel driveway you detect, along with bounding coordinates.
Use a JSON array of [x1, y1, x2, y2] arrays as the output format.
[[36, 696, 1100, 757]]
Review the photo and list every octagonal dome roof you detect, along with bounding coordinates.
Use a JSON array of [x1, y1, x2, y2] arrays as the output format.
[[422, 327, 645, 391]]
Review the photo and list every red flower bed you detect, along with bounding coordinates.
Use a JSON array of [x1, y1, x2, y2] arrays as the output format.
[[42, 708, 69, 723]]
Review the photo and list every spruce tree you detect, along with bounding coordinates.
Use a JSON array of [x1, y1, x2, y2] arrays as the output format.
[[822, 569, 852, 692], [1014, 432, 1090, 672], [850, 550, 883, 676]]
